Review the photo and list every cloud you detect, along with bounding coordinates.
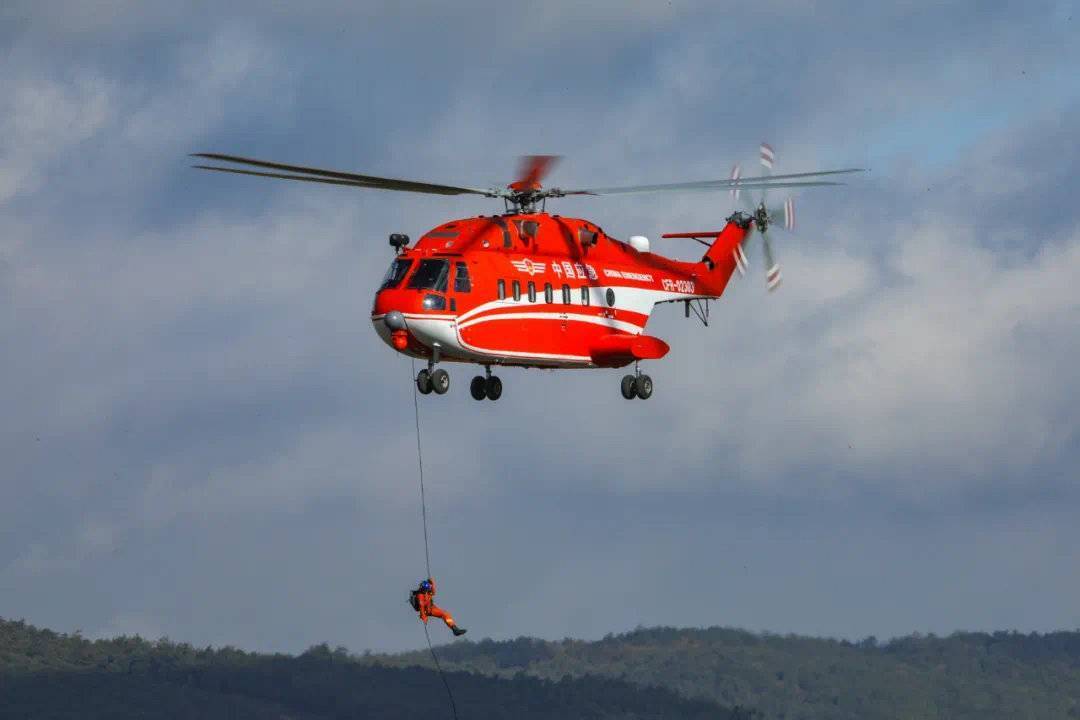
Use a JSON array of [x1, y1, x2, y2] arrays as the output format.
[[789, 220, 1080, 491], [2, 2, 1080, 652], [12, 518, 118, 575], [0, 71, 111, 202]]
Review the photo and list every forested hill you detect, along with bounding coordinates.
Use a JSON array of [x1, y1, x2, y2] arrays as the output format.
[[7, 617, 1080, 719], [0, 618, 756, 719], [378, 626, 1080, 720]]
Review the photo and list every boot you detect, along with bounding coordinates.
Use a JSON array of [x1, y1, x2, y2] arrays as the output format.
[[452, 626, 467, 637]]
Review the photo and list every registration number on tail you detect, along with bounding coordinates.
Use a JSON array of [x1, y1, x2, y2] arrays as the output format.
[[662, 278, 695, 293]]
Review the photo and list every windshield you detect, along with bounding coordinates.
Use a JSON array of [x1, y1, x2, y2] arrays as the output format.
[[380, 259, 413, 290], [406, 259, 450, 291]]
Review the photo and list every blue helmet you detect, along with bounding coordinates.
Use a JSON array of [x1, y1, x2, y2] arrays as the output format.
[[420, 580, 433, 592]]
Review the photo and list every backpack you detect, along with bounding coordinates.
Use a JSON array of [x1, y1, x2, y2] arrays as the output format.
[[408, 590, 420, 611]]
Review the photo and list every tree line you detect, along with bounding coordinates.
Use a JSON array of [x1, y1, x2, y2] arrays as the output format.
[[374, 626, 1080, 719], [0, 618, 758, 719]]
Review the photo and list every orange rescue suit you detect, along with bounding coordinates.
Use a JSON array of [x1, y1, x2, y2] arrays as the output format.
[[415, 578, 457, 630]]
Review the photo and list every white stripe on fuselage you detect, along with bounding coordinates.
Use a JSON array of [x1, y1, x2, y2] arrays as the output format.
[[457, 312, 643, 335]]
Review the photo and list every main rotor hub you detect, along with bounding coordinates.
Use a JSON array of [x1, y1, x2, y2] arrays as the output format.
[[506, 189, 545, 214], [507, 179, 542, 193]]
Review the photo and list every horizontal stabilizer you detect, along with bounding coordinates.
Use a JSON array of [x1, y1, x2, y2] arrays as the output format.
[[590, 333, 670, 366], [661, 231, 723, 239]]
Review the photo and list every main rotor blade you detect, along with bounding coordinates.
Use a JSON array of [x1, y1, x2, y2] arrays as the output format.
[[566, 167, 863, 196], [192, 165, 429, 191], [562, 179, 849, 196], [746, 168, 864, 182], [192, 152, 492, 196]]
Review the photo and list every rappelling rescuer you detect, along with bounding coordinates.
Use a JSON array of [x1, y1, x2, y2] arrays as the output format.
[[409, 577, 467, 636]]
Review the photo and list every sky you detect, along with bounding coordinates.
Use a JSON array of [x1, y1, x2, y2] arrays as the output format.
[[1, 1, 1079, 654]]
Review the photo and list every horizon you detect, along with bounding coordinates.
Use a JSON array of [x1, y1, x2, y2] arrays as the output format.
[[7, 614, 1080, 658]]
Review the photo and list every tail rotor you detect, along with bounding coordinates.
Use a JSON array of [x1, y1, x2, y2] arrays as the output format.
[[657, 145, 860, 287], [736, 143, 797, 292]]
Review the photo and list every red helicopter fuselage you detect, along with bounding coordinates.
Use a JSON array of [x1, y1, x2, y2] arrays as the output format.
[[371, 212, 749, 369]]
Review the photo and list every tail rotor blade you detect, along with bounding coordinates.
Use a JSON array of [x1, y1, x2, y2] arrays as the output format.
[[766, 265, 783, 291], [766, 197, 795, 232], [758, 142, 774, 208], [762, 231, 782, 292], [760, 143, 775, 171], [732, 242, 749, 276]]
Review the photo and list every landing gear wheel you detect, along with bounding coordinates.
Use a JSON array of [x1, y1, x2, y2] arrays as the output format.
[[620, 374, 637, 400], [635, 374, 653, 400], [470, 376, 487, 401], [485, 375, 503, 401], [430, 368, 450, 395], [417, 368, 433, 395]]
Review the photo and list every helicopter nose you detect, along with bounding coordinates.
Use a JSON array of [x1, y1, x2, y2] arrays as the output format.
[[383, 311, 407, 331]]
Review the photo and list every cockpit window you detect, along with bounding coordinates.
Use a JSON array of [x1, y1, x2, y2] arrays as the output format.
[[454, 262, 471, 292], [380, 259, 413, 290], [407, 259, 450, 291]]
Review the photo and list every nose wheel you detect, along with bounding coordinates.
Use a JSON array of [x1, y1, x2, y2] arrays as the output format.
[[470, 367, 503, 401], [620, 366, 653, 400], [416, 367, 450, 395], [415, 345, 451, 396], [430, 369, 450, 394], [417, 368, 433, 395]]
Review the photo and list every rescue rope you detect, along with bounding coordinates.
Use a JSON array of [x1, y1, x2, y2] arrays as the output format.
[[410, 358, 431, 579], [409, 357, 459, 720], [424, 622, 460, 720]]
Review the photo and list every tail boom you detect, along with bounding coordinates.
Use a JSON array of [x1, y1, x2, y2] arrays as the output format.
[[661, 219, 752, 297]]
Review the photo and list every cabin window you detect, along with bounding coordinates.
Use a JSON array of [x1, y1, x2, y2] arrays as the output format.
[[380, 258, 413, 290], [544, 283, 553, 303], [606, 288, 616, 307], [407, 259, 449, 291], [562, 284, 571, 304], [454, 262, 471, 292], [497, 279, 506, 300], [527, 281, 536, 303], [581, 287, 590, 305], [512, 280, 521, 301]]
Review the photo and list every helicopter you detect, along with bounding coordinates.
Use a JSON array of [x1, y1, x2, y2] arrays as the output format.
[[192, 144, 862, 401]]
